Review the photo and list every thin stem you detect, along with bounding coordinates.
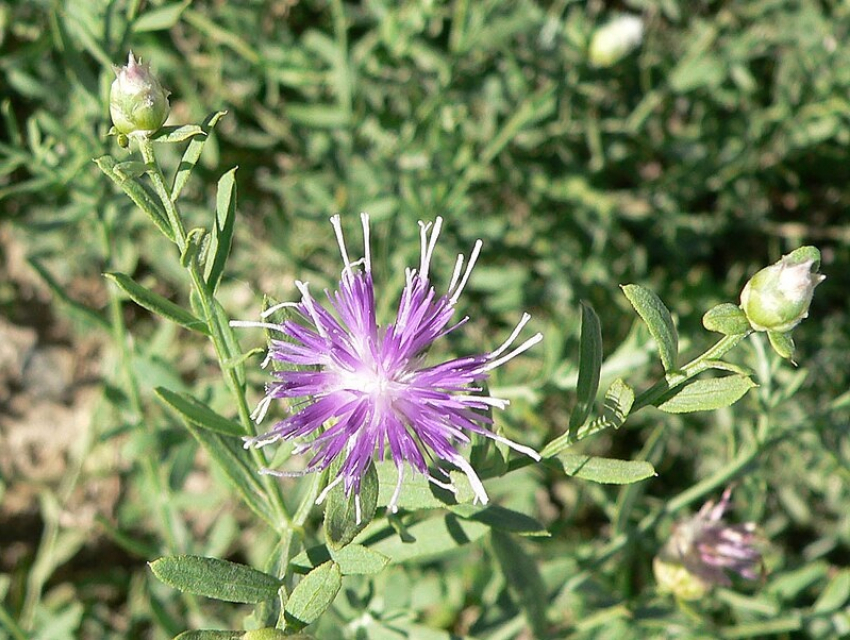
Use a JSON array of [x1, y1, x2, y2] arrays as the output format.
[[0, 604, 28, 640], [138, 138, 290, 528]]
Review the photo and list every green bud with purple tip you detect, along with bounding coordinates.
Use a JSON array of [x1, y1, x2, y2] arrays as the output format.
[[110, 52, 170, 137]]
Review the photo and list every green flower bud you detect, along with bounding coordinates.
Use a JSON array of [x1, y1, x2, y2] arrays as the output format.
[[740, 246, 825, 333], [110, 52, 170, 137], [588, 15, 644, 68]]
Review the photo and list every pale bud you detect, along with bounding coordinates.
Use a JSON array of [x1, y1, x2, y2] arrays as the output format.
[[110, 52, 170, 137], [588, 15, 644, 68], [740, 246, 825, 334]]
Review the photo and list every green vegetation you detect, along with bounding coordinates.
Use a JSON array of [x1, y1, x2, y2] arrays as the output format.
[[1, 1, 848, 638]]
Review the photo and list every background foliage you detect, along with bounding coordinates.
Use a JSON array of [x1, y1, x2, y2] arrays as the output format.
[[1, 0, 848, 638]]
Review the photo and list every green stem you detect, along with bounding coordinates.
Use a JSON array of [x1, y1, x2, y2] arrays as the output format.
[[0, 604, 28, 640], [631, 332, 750, 412], [138, 138, 290, 529]]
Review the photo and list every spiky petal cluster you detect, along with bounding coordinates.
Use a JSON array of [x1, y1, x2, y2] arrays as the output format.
[[233, 214, 542, 513], [654, 487, 765, 600]]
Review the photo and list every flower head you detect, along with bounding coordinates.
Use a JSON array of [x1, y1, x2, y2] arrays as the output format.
[[110, 52, 170, 137], [740, 246, 825, 334], [233, 214, 542, 515], [654, 487, 765, 600]]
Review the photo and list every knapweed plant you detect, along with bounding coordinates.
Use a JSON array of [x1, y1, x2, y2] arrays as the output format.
[[91, 56, 826, 639]]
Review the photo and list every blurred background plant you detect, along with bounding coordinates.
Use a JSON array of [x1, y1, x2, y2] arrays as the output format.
[[1, 0, 848, 638]]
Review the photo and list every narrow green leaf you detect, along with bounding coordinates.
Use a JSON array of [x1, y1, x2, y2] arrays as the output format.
[[284, 561, 342, 631], [151, 124, 205, 144], [365, 514, 490, 564], [204, 168, 237, 293], [286, 104, 349, 128], [768, 331, 795, 361], [491, 532, 548, 637], [181, 228, 207, 268], [540, 378, 634, 458], [374, 461, 475, 510], [155, 387, 245, 437], [657, 375, 757, 413], [448, 504, 549, 537], [150, 555, 282, 604], [324, 460, 378, 550], [28, 259, 109, 329], [570, 302, 603, 433], [173, 631, 243, 640], [105, 272, 210, 335], [132, 0, 191, 32], [291, 544, 390, 576], [550, 453, 655, 484], [171, 111, 228, 201], [813, 569, 850, 613], [183, 423, 277, 528], [702, 303, 750, 335], [621, 284, 679, 371], [96, 155, 174, 240]]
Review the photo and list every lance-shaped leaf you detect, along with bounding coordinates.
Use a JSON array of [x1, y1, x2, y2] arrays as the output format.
[[621, 284, 678, 371], [105, 272, 209, 335], [364, 514, 490, 564], [549, 453, 656, 485], [324, 459, 379, 550], [449, 504, 549, 537], [151, 124, 205, 144], [570, 302, 603, 433], [96, 155, 174, 240], [491, 531, 548, 638], [204, 168, 237, 293], [149, 555, 282, 603], [702, 303, 750, 335], [291, 544, 390, 576], [155, 387, 245, 437], [657, 375, 756, 413], [284, 561, 342, 631], [173, 632, 244, 640], [171, 111, 228, 201], [183, 423, 277, 528]]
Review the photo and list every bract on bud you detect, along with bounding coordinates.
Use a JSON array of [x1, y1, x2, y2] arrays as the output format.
[[110, 52, 170, 137], [740, 246, 825, 334], [588, 14, 644, 68], [654, 488, 764, 601]]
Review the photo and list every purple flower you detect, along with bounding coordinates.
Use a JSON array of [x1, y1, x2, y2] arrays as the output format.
[[232, 214, 542, 517], [654, 487, 765, 599]]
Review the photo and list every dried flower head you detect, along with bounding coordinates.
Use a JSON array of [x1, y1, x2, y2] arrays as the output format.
[[654, 487, 765, 600], [233, 214, 542, 515]]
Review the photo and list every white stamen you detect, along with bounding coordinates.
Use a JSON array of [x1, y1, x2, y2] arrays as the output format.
[[419, 217, 443, 281], [389, 464, 405, 513], [452, 455, 489, 505], [449, 239, 482, 305], [261, 301, 300, 318], [453, 395, 510, 410], [484, 432, 541, 461], [355, 494, 363, 524], [243, 432, 281, 449], [315, 475, 345, 505], [490, 313, 532, 359], [295, 281, 328, 338], [426, 473, 457, 493], [230, 320, 287, 332], [250, 394, 274, 423], [330, 215, 352, 273], [447, 253, 465, 294], [483, 332, 543, 372], [261, 351, 272, 369], [360, 212, 371, 272]]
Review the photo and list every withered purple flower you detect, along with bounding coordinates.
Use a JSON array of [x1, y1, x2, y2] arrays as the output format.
[[233, 214, 541, 516], [654, 487, 765, 600]]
